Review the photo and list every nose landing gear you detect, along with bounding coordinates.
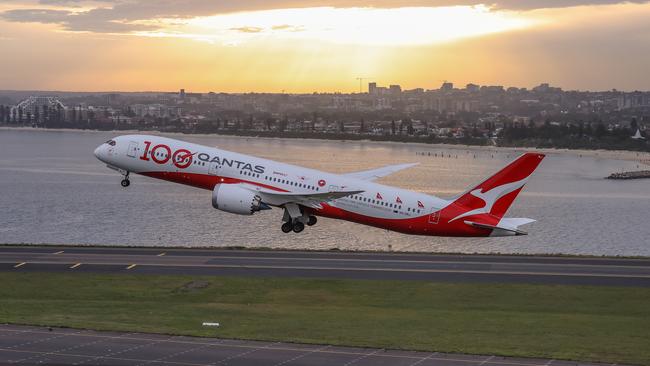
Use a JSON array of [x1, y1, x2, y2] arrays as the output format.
[[120, 172, 130, 188]]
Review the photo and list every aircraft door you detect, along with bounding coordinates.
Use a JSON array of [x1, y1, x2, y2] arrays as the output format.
[[429, 209, 440, 224], [208, 162, 220, 175], [127, 141, 138, 158]]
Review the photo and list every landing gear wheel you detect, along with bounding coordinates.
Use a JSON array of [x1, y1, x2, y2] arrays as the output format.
[[292, 221, 305, 233], [281, 222, 293, 233], [307, 216, 317, 226], [120, 179, 130, 187]]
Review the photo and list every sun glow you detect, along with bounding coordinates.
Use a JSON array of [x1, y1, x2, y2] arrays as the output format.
[[138, 6, 538, 46]]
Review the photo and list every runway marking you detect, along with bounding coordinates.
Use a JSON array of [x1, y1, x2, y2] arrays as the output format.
[[4, 329, 85, 350], [212, 341, 281, 365], [2, 259, 650, 279], [73, 334, 178, 365], [69, 263, 81, 269], [0, 348, 206, 366], [10, 333, 110, 364], [53, 251, 64, 255], [126, 264, 137, 270], [2, 251, 649, 271], [408, 352, 437, 366], [13, 262, 25, 268], [343, 348, 382, 365], [272, 344, 331, 366], [134, 339, 224, 366], [0, 326, 621, 366], [480, 355, 496, 365]]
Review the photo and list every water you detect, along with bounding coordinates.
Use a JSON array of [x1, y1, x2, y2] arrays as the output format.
[[1, 128, 649, 256]]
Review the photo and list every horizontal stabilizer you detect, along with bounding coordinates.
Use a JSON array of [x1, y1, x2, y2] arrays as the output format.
[[464, 217, 536, 236]]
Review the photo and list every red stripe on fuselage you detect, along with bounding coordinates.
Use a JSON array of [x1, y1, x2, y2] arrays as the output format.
[[138, 170, 492, 237]]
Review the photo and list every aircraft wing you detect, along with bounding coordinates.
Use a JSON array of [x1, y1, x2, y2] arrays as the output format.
[[343, 163, 418, 181], [242, 184, 363, 209]]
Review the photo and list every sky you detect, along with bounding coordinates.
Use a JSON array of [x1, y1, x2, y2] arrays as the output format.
[[0, 0, 649, 93]]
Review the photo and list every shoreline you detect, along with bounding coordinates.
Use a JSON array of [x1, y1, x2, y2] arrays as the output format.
[[3, 125, 650, 163]]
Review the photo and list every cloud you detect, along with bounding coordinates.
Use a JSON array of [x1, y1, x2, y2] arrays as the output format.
[[2, 9, 72, 24], [1, 0, 648, 33], [1, 7, 158, 33], [38, 0, 116, 4], [271, 24, 305, 32], [230, 26, 263, 33]]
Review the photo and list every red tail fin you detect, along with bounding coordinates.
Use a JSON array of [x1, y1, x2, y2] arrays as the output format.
[[449, 153, 545, 222]]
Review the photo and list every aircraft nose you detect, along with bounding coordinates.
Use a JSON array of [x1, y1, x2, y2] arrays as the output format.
[[94, 145, 104, 160]]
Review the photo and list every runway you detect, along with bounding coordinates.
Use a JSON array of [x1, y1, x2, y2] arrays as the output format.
[[0, 324, 629, 366], [1, 245, 649, 286]]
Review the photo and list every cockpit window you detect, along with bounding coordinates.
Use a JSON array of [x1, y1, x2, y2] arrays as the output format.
[[105, 140, 116, 146]]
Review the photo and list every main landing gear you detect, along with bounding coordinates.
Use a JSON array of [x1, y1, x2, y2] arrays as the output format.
[[120, 172, 130, 188], [280, 203, 316, 234], [280, 220, 310, 234]]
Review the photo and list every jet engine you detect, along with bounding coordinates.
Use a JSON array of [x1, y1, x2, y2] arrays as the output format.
[[212, 183, 269, 215]]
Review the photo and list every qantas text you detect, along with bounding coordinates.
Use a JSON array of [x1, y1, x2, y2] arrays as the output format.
[[139, 141, 265, 173]]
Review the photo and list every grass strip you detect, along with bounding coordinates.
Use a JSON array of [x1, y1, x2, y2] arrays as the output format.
[[0, 273, 648, 365]]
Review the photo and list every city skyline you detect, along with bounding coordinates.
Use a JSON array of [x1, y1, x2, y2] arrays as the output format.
[[1, 1, 650, 92]]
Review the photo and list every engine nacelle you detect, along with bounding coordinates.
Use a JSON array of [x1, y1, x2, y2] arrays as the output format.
[[212, 183, 266, 215]]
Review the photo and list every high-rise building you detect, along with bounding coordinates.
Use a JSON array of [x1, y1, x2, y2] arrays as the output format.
[[368, 82, 377, 95], [389, 84, 402, 95], [465, 83, 479, 92], [179, 89, 186, 99]]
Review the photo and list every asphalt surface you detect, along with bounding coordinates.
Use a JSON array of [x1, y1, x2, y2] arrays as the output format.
[[0, 324, 629, 366], [1, 246, 650, 286]]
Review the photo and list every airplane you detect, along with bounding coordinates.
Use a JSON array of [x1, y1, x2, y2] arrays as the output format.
[[94, 135, 545, 237]]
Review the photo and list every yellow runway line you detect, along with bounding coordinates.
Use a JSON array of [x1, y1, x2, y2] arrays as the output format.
[[126, 264, 137, 270]]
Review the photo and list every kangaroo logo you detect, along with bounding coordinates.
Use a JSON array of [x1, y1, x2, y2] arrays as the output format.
[[448, 177, 529, 223]]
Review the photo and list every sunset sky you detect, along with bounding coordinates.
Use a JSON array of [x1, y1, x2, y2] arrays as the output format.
[[1, 0, 649, 93]]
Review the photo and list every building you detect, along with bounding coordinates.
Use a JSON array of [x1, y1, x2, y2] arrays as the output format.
[[11, 96, 66, 122], [465, 83, 480, 92], [368, 82, 377, 95]]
